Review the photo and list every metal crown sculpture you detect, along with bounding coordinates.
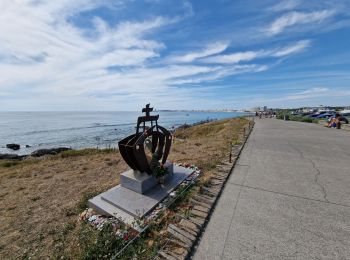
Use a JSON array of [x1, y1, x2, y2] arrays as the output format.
[[118, 104, 172, 174]]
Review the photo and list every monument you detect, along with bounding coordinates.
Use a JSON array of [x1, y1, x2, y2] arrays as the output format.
[[88, 104, 194, 224]]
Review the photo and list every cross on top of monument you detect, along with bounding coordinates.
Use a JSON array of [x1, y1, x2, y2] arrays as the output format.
[[142, 103, 153, 117]]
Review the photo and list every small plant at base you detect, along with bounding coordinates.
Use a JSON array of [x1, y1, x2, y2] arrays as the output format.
[[153, 164, 168, 178], [150, 152, 168, 178]]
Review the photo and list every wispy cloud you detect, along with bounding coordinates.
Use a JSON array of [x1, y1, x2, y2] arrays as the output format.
[[286, 87, 330, 100], [170, 64, 268, 85], [183, 0, 194, 17], [266, 10, 335, 35], [269, 0, 300, 12], [271, 40, 311, 57], [199, 40, 310, 64], [168, 42, 229, 63], [251, 87, 350, 106], [200, 51, 262, 64]]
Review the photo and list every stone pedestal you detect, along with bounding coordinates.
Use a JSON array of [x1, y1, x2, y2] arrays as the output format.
[[120, 161, 174, 194], [88, 164, 194, 223], [120, 170, 157, 194]]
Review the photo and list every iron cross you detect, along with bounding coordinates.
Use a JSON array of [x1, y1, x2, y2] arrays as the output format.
[[142, 103, 153, 117]]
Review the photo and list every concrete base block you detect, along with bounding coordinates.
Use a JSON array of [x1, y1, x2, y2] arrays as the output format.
[[88, 165, 194, 220], [120, 161, 175, 194], [120, 170, 157, 194]]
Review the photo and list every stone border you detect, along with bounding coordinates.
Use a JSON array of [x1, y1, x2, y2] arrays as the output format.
[[155, 118, 255, 260]]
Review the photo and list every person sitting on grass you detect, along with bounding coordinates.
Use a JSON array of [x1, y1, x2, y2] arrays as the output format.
[[327, 114, 341, 129]]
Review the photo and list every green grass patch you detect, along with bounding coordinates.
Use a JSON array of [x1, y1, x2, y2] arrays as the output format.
[[0, 161, 20, 168], [0, 158, 43, 168]]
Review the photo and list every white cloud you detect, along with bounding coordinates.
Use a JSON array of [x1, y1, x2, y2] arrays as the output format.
[[199, 40, 310, 64], [267, 10, 334, 35], [0, 2, 169, 93], [201, 51, 262, 64], [170, 64, 268, 84], [168, 42, 229, 63], [271, 40, 311, 57]]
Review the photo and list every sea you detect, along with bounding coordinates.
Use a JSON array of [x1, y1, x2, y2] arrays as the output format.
[[0, 111, 247, 155]]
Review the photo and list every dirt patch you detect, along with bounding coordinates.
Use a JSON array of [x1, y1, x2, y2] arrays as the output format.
[[0, 117, 248, 259]]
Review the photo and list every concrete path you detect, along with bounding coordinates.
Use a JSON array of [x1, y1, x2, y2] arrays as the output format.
[[193, 119, 350, 260]]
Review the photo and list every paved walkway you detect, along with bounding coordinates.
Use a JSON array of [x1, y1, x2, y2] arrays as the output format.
[[194, 119, 350, 260]]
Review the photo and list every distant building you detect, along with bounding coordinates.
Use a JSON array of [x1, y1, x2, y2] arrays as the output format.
[[251, 106, 272, 112], [255, 106, 268, 112], [302, 107, 314, 113]]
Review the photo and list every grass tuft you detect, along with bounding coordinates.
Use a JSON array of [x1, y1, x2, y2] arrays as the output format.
[[0, 161, 20, 168]]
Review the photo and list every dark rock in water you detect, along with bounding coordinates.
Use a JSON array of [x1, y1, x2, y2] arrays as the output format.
[[6, 144, 20, 150], [0, 153, 26, 160], [30, 147, 71, 157], [26, 145, 31, 148]]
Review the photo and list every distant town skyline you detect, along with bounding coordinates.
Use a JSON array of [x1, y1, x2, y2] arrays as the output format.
[[1, 0, 350, 111]]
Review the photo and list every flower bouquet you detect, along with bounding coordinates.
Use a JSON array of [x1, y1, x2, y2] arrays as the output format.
[[153, 164, 168, 184]]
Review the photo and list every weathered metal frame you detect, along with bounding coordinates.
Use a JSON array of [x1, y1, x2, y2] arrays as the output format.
[[118, 104, 172, 174]]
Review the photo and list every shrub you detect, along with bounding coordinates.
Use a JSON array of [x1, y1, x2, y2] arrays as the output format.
[[277, 113, 319, 124], [300, 117, 314, 123]]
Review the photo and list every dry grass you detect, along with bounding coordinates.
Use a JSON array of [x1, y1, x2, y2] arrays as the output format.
[[0, 117, 249, 259], [169, 118, 246, 183]]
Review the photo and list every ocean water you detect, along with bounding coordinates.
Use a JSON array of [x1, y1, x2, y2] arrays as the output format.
[[0, 111, 247, 155]]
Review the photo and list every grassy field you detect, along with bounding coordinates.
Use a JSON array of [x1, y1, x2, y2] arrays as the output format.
[[0, 117, 249, 259]]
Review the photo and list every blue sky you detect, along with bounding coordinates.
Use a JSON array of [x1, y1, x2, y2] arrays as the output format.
[[0, 0, 350, 111]]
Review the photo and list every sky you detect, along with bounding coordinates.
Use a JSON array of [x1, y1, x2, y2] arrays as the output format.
[[0, 0, 350, 111]]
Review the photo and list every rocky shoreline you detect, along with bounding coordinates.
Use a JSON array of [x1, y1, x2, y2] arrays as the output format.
[[0, 147, 72, 160]]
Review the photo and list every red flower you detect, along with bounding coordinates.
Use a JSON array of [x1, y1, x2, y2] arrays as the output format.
[[123, 234, 129, 241]]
